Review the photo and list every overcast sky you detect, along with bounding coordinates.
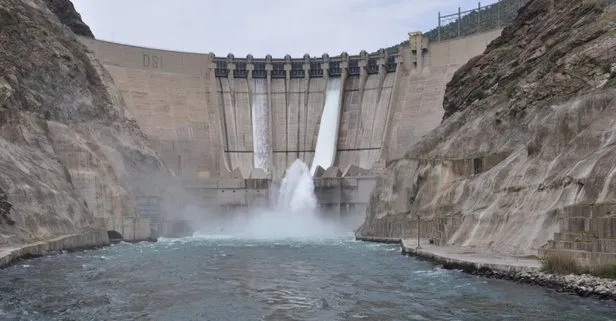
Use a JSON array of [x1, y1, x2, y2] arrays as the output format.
[[72, 0, 496, 57]]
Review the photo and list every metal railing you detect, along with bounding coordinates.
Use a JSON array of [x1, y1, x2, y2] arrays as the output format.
[[426, 0, 531, 42], [380, 0, 529, 53]]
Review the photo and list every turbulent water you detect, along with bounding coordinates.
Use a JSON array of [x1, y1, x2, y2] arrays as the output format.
[[2, 161, 615, 321], [251, 78, 271, 173], [2, 236, 616, 321], [195, 159, 344, 239], [311, 77, 342, 175], [276, 159, 317, 213]]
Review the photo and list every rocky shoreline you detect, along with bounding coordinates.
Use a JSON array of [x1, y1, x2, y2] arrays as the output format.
[[354, 235, 402, 244], [357, 236, 616, 301], [403, 250, 616, 302]]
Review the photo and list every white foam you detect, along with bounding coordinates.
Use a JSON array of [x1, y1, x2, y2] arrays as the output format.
[[251, 78, 271, 173], [311, 78, 342, 175], [194, 159, 342, 240]]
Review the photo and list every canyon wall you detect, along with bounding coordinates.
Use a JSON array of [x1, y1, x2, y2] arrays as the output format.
[[359, 0, 616, 265], [0, 0, 175, 245]]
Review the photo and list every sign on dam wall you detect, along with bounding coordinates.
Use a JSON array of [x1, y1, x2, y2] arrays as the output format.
[[77, 28, 502, 192]]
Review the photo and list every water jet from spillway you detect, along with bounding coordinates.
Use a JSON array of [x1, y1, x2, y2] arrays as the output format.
[[193, 159, 342, 240], [310, 77, 342, 175], [275, 159, 317, 213], [251, 78, 270, 173]]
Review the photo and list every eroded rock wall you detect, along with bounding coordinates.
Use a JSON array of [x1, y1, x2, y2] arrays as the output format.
[[0, 0, 174, 245], [359, 0, 616, 258], [43, 0, 93, 38]]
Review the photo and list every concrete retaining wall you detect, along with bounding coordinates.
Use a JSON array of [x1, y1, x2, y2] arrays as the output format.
[[0, 230, 109, 268], [540, 203, 616, 267], [100, 217, 152, 242]]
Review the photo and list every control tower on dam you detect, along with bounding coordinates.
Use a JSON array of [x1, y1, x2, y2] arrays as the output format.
[[78, 28, 502, 181]]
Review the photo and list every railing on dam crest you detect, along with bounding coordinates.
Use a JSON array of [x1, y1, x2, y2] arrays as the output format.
[[212, 0, 530, 79], [431, 0, 530, 41], [382, 0, 530, 53], [213, 50, 397, 79]]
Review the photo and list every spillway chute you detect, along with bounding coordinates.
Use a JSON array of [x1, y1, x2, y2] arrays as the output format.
[[251, 78, 271, 174], [310, 78, 342, 175]]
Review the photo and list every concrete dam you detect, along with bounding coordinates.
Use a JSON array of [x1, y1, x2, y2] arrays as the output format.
[[78, 29, 502, 184]]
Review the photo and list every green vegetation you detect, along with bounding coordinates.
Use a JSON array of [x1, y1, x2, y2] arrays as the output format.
[[601, 64, 612, 74], [603, 66, 616, 89], [423, 0, 529, 42], [541, 251, 584, 275], [378, 0, 529, 54], [541, 250, 616, 279], [468, 88, 486, 103], [605, 77, 616, 89], [593, 264, 616, 279], [505, 86, 516, 99], [539, 53, 557, 76]]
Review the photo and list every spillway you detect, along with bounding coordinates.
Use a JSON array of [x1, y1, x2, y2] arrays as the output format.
[[310, 77, 342, 175], [251, 78, 270, 173]]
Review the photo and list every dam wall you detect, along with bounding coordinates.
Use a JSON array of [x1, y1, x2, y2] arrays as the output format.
[[78, 28, 503, 182], [80, 39, 226, 180], [382, 28, 503, 161]]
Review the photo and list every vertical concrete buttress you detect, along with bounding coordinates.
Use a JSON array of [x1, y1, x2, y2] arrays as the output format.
[[301, 61, 311, 163], [246, 62, 255, 170], [284, 60, 293, 162], [355, 53, 369, 151], [370, 56, 388, 152], [380, 54, 405, 162], [332, 60, 348, 168], [380, 33, 428, 162], [266, 62, 274, 178], [208, 55, 232, 174]]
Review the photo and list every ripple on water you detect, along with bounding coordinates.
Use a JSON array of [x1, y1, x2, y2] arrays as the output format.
[[1, 237, 616, 321]]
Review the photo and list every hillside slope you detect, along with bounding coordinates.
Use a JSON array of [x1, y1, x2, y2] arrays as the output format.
[[0, 0, 173, 245], [359, 0, 616, 258]]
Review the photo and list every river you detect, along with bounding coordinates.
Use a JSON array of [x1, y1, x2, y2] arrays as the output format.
[[1, 235, 615, 321]]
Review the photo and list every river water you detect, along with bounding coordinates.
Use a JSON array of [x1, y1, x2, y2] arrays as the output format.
[[1, 235, 615, 321]]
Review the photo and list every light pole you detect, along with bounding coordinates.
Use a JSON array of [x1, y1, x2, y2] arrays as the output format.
[[416, 215, 422, 250]]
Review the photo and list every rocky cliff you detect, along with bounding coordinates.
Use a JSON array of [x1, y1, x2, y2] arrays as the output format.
[[0, 0, 174, 245], [43, 0, 93, 38], [359, 0, 616, 259]]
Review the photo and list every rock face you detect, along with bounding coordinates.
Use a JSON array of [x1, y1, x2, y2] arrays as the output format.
[[0, 189, 13, 226], [359, 0, 616, 260], [0, 0, 173, 245], [43, 0, 93, 38]]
